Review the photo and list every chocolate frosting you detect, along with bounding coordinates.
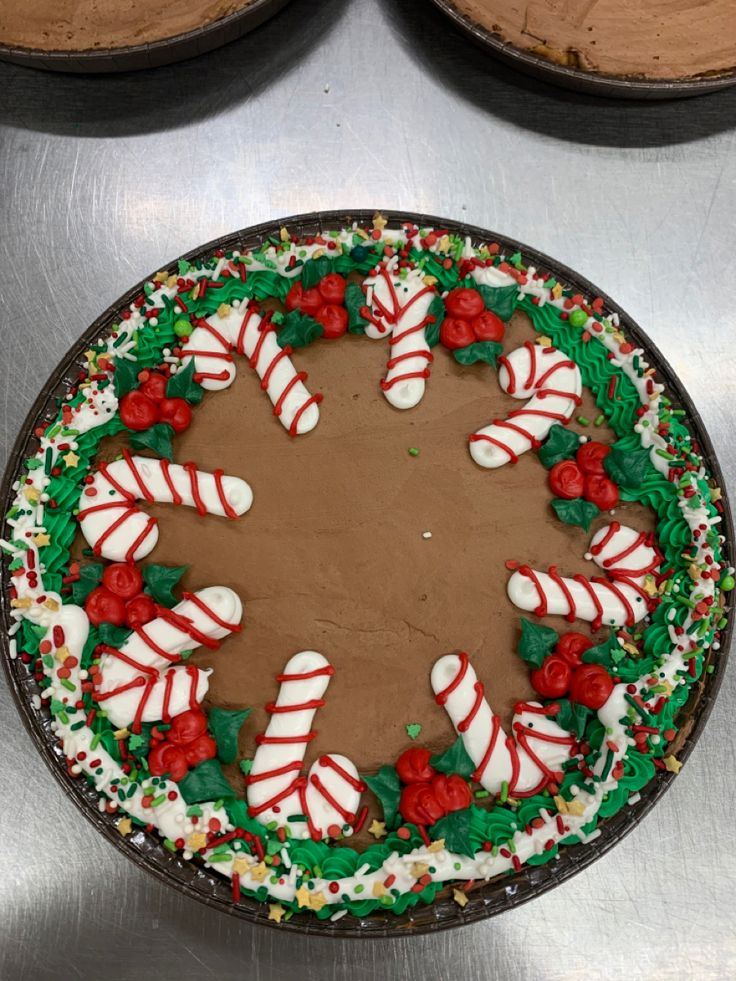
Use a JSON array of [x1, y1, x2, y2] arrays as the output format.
[[450, 0, 736, 79], [0, 0, 251, 51], [94, 311, 652, 779]]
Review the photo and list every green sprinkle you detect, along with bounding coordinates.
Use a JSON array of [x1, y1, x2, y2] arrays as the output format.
[[474, 790, 490, 799], [405, 723, 422, 740], [164, 839, 177, 852], [354, 884, 364, 894], [569, 309, 588, 328], [576, 415, 590, 426], [90, 733, 101, 750], [151, 793, 166, 808], [500, 780, 509, 804], [706, 665, 715, 674], [408, 447, 420, 457], [60, 679, 76, 692], [594, 414, 605, 427]]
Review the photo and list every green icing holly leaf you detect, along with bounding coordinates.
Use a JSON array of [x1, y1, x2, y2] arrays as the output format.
[[128, 725, 152, 756], [604, 445, 652, 489], [178, 259, 192, 276], [129, 423, 175, 462], [71, 562, 103, 605], [477, 283, 518, 321], [208, 707, 252, 765], [277, 310, 324, 349], [430, 807, 474, 857], [538, 425, 580, 468], [405, 723, 422, 741], [554, 699, 592, 740], [430, 736, 475, 779], [113, 358, 139, 399], [97, 622, 132, 648], [518, 618, 558, 669], [424, 295, 445, 347], [167, 359, 204, 404], [239, 758, 253, 776], [582, 631, 627, 669], [551, 497, 600, 532], [453, 341, 503, 367], [344, 281, 368, 334], [363, 765, 402, 829], [141, 564, 187, 607], [300, 255, 333, 290], [178, 758, 236, 805]]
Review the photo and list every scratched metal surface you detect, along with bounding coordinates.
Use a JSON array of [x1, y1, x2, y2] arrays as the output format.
[[1, 0, 735, 978]]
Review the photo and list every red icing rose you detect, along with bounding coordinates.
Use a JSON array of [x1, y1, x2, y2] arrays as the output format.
[[445, 287, 484, 320], [102, 563, 143, 600], [167, 709, 208, 745], [471, 310, 505, 342], [555, 631, 593, 668], [584, 474, 620, 510], [440, 317, 475, 350], [569, 664, 614, 709], [139, 372, 168, 403], [399, 781, 446, 825], [85, 586, 126, 627], [530, 654, 572, 698], [299, 287, 323, 316], [396, 747, 435, 784], [148, 742, 188, 782], [549, 459, 585, 499], [315, 304, 348, 338], [184, 733, 217, 767], [158, 397, 192, 434], [318, 273, 347, 305], [125, 594, 157, 627], [119, 390, 159, 431], [285, 282, 304, 311], [576, 441, 610, 475], [431, 773, 472, 813]]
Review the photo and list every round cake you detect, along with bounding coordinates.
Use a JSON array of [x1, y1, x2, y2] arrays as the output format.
[[448, 0, 736, 80], [2, 216, 731, 926], [0, 0, 253, 52]]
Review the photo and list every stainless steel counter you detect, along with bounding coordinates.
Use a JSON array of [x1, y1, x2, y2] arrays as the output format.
[[1, 1, 735, 977]]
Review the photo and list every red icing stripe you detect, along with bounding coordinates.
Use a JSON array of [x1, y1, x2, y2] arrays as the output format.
[[472, 713, 501, 783], [318, 755, 367, 792], [458, 680, 485, 732], [435, 652, 469, 706], [183, 462, 207, 516], [212, 470, 238, 520]]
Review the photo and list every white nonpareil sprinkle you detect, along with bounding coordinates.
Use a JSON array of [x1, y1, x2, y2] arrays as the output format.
[[422, 531, 432, 540]]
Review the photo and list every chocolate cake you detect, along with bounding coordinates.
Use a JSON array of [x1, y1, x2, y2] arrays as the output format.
[[3, 217, 731, 923]]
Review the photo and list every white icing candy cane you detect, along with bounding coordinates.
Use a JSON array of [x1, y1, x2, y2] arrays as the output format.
[[181, 301, 322, 435], [362, 258, 437, 409], [469, 341, 582, 469], [77, 450, 252, 563], [431, 653, 575, 796], [507, 521, 661, 630], [95, 586, 243, 729], [246, 651, 365, 840]]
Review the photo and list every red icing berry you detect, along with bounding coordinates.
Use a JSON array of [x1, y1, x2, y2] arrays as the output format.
[[576, 441, 611, 475], [584, 474, 620, 510], [85, 587, 126, 627], [167, 709, 208, 746], [318, 273, 347, 305], [555, 631, 593, 668], [139, 372, 168, 403], [530, 654, 572, 698], [399, 781, 445, 825], [184, 733, 218, 767], [285, 282, 304, 312], [125, 594, 157, 627], [549, 459, 585, 499], [471, 310, 505, 342], [440, 317, 475, 350], [119, 390, 159, 431], [299, 287, 323, 317], [315, 304, 348, 338], [148, 742, 188, 782], [431, 773, 472, 813], [569, 664, 614, 709], [445, 287, 484, 320], [396, 747, 435, 784], [102, 563, 143, 600], [158, 398, 192, 434]]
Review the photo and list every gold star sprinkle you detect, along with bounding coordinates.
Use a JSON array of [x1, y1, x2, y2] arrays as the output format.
[[43, 598, 59, 612], [664, 755, 682, 774], [62, 451, 80, 469], [294, 885, 311, 908], [410, 862, 429, 879], [688, 563, 702, 581], [32, 533, 50, 547], [453, 888, 468, 908], [372, 212, 387, 231], [190, 283, 201, 300], [312, 248, 326, 259], [643, 575, 658, 597], [711, 486, 722, 502], [437, 234, 451, 253], [166, 274, 178, 289], [268, 904, 285, 923], [551, 283, 563, 300], [216, 303, 231, 319], [186, 832, 207, 851], [153, 271, 168, 284], [279, 226, 290, 242], [372, 881, 387, 898], [113, 727, 130, 740], [83, 349, 97, 364], [428, 839, 445, 853], [309, 891, 327, 912], [117, 817, 132, 837], [622, 642, 639, 657], [537, 335, 553, 347], [368, 820, 387, 839], [23, 486, 40, 503], [249, 862, 269, 883], [554, 795, 586, 817], [10, 598, 33, 610], [232, 857, 251, 876], [55, 644, 71, 662], [422, 275, 438, 287]]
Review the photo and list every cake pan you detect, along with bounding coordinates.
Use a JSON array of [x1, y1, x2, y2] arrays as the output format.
[[1, 210, 732, 937], [430, 0, 736, 100], [0, 0, 291, 74]]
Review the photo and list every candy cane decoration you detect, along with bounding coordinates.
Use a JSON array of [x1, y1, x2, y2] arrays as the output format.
[[508, 522, 661, 629], [94, 586, 243, 730], [181, 301, 322, 436], [431, 653, 575, 797], [362, 258, 437, 410], [77, 449, 252, 563], [469, 342, 582, 469], [246, 651, 365, 841]]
